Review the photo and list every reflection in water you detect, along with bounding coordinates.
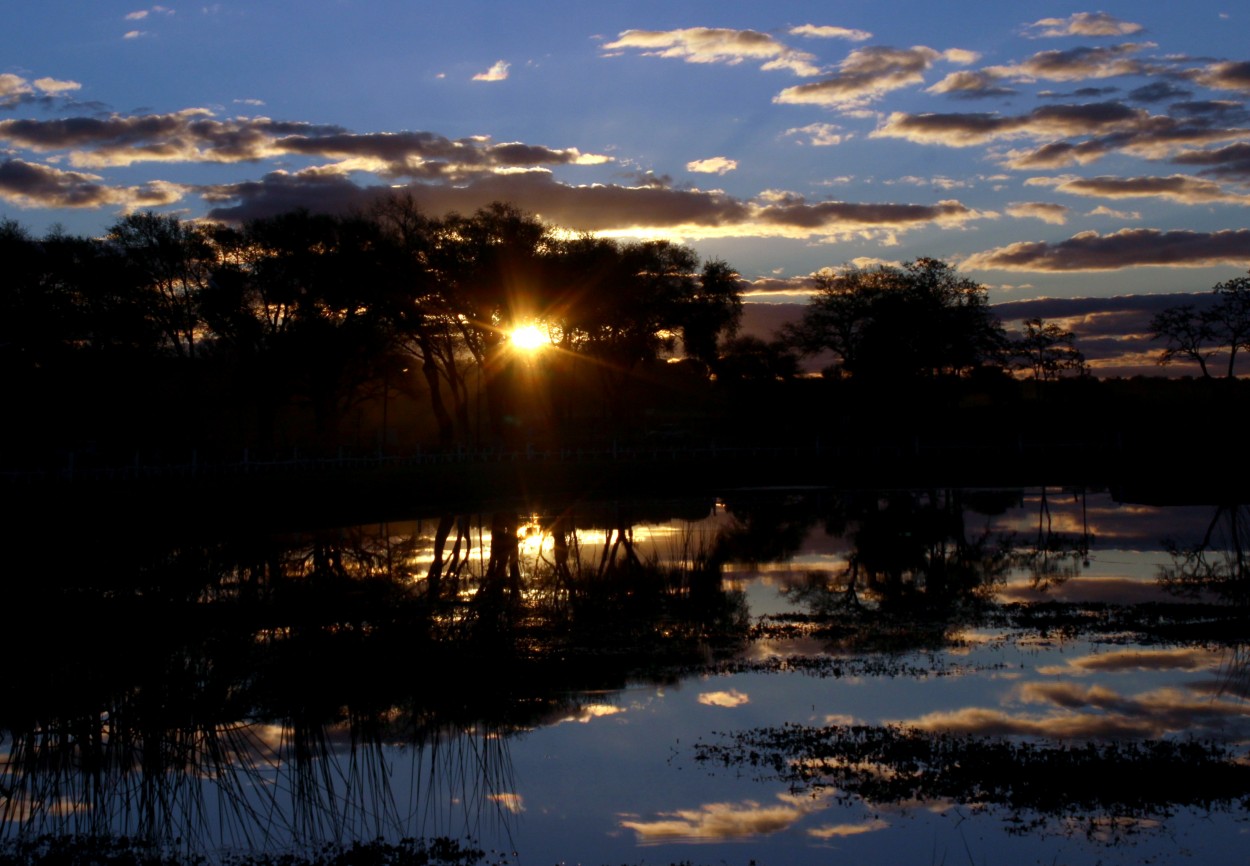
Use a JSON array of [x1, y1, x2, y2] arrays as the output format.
[[694, 723, 1250, 838], [1013, 486, 1092, 591], [1160, 503, 1250, 605], [1, 498, 750, 857], [5, 487, 1250, 865]]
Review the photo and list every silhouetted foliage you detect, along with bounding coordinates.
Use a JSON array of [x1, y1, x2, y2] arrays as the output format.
[[787, 258, 1007, 381], [0, 201, 743, 454], [1012, 317, 1087, 381], [1151, 271, 1250, 378]]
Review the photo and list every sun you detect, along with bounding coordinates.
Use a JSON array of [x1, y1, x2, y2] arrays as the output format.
[[509, 323, 548, 352]]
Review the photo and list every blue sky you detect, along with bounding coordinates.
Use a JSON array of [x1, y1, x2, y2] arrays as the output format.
[[3, 0, 1249, 317]]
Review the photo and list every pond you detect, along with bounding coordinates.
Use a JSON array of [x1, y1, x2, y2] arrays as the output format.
[[3, 487, 1248, 865]]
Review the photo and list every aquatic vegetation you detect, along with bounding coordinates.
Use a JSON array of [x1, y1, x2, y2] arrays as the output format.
[[694, 722, 1250, 836]]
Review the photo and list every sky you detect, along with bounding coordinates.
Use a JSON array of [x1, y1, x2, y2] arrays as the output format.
[[3, 1, 1250, 371]]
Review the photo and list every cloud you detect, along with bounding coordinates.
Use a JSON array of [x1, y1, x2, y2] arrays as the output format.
[[789, 24, 872, 42], [472, 60, 510, 82], [620, 792, 828, 842], [1, 73, 83, 109], [487, 793, 525, 814], [1026, 172, 1250, 205], [0, 157, 186, 209], [202, 168, 992, 244], [775, 45, 977, 109], [963, 227, 1250, 271], [926, 70, 1016, 99], [784, 123, 846, 146], [124, 30, 148, 39], [1170, 99, 1250, 123], [1024, 12, 1145, 38], [1088, 204, 1141, 219], [687, 156, 738, 174], [908, 682, 1250, 740], [987, 293, 1223, 376], [127, 5, 173, 20], [0, 112, 611, 179], [753, 196, 993, 240], [1172, 142, 1250, 181], [1127, 81, 1192, 103], [985, 43, 1152, 82], [557, 703, 625, 724], [874, 101, 1248, 168], [32, 77, 81, 95], [0, 73, 34, 107], [698, 689, 750, 707], [1006, 201, 1070, 224], [872, 101, 1147, 148], [1037, 648, 1220, 676], [807, 818, 889, 838], [604, 28, 822, 77], [1192, 60, 1250, 93]]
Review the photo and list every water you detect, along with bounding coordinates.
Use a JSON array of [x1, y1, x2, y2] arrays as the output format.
[[3, 487, 1247, 865]]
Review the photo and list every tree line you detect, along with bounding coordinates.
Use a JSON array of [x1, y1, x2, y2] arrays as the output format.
[[27, 197, 1250, 465], [1, 198, 744, 455]]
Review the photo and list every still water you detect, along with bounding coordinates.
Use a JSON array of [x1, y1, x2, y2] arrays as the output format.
[[3, 488, 1247, 865]]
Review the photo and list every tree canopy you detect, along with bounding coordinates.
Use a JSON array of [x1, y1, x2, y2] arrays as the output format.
[[787, 258, 1007, 381], [1151, 272, 1250, 378], [0, 201, 745, 452]]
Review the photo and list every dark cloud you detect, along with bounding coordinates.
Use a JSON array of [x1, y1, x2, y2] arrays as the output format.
[[755, 198, 984, 230], [776, 46, 975, 109], [1194, 60, 1250, 93], [203, 169, 751, 229], [1037, 86, 1119, 99], [874, 101, 1145, 147], [993, 291, 1218, 324], [1002, 117, 1250, 169], [1127, 81, 1192, 103], [739, 301, 806, 340], [964, 228, 1250, 271], [199, 169, 371, 220], [0, 157, 184, 209], [0, 112, 611, 179], [1172, 142, 1250, 181], [926, 71, 1016, 99], [1169, 100, 1250, 123], [1027, 173, 1250, 204], [1006, 201, 1069, 223], [987, 43, 1150, 82], [0, 111, 345, 166], [993, 291, 1232, 375], [202, 169, 988, 242]]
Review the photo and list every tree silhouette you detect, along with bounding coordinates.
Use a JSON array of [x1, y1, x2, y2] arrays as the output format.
[[788, 258, 1006, 381], [1151, 272, 1250, 378], [1012, 317, 1086, 381]]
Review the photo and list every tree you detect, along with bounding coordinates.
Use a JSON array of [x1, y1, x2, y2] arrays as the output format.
[[107, 211, 216, 360], [1212, 275, 1250, 377], [716, 336, 801, 382], [1151, 272, 1250, 378], [788, 258, 1006, 380], [1012, 318, 1086, 381]]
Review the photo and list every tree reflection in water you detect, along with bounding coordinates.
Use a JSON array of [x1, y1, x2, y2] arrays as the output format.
[[0, 499, 750, 857], [7, 488, 1250, 862]]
